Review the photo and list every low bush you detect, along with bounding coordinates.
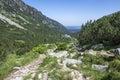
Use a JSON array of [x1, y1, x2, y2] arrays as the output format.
[[101, 71, 120, 80], [32, 44, 47, 54], [47, 44, 56, 49], [56, 42, 68, 51], [82, 53, 108, 65], [109, 60, 120, 72]]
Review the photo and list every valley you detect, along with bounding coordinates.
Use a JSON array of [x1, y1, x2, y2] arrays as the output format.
[[0, 0, 120, 80]]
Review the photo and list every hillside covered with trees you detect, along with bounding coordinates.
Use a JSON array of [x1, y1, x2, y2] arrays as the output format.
[[78, 11, 120, 47]]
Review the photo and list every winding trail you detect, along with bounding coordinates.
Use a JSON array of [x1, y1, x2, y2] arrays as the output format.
[[4, 54, 46, 80]]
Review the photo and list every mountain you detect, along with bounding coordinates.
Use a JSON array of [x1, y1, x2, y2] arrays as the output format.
[[78, 11, 120, 47], [66, 26, 80, 33], [0, 0, 69, 62]]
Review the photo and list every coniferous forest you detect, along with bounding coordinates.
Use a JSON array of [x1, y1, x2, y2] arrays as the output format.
[[78, 11, 120, 47]]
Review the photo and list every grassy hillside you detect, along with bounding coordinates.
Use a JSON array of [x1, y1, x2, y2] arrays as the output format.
[[0, 0, 70, 64]]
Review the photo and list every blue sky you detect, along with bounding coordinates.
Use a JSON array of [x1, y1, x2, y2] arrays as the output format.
[[22, 0, 120, 27]]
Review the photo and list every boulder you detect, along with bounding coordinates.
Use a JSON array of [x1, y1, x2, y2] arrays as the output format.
[[92, 64, 108, 71], [109, 48, 120, 55], [88, 49, 97, 55], [80, 45, 90, 52], [91, 44, 104, 50], [63, 59, 82, 67], [117, 48, 120, 55]]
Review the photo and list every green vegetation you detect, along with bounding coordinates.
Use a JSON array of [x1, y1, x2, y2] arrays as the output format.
[[34, 56, 61, 80], [78, 11, 120, 47], [56, 42, 68, 51], [0, 44, 48, 80], [32, 44, 47, 54], [0, 0, 70, 66], [82, 53, 108, 65], [49, 70, 72, 80], [76, 52, 120, 80]]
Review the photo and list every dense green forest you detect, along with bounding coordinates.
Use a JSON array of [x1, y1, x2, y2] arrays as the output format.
[[78, 11, 120, 47]]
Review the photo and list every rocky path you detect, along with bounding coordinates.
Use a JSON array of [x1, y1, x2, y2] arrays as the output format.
[[4, 54, 46, 80]]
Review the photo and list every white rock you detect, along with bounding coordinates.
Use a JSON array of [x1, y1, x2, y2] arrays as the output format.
[[63, 59, 82, 66], [92, 64, 108, 71], [38, 73, 42, 79], [13, 67, 21, 71], [0, 14, 26, 30], [13, 77, 23, 80], [48, 51, 68, 58], [72, 64, 77, 68], [88, 49, 96, 55]]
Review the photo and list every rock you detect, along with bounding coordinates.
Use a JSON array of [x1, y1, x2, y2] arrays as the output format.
[[72, 64, 77, 68], [63, 59, 82, 67], [13, 67, 20, 71], [48, 51, 68, 58], [91, 44, 104, 50], [64, 34, 71, 38], [88, 49, 97, 55], [79, 45, 88, 52], [38, 73, 42, 79], [109, 48, 120, 55], [117, 48, 120, 55], [92, 64, 108, 71], [70, 70, 84, 80], [48, 78, 52, 80]]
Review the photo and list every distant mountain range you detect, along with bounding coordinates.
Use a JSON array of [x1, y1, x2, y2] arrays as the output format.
[[66, 26, 80, 33]]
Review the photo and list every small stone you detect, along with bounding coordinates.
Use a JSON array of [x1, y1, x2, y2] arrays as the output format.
[[48, 78, 52, 80], [38, 73, 42, 79], [91, 44, 104, 50], [13, 67, 20, 71], [72, 64, 77, 68]]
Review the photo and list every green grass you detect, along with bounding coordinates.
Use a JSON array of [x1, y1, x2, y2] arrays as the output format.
[[23, 74, 31, 80], [0, 44, 48, 80], [77, 63, 108, 80], [32, 44, 47, 54], [49, 70, 72, 80], [75, 51, 120, 80], [82, 52, 109, 65], [34, 56, 62, 80], [47, 44, 56, 49]]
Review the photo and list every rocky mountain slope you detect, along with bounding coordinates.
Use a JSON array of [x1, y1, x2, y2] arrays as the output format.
[[0, 0, 69, 62]]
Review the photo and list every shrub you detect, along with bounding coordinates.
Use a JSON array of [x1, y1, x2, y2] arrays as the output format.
[[101, 72, 120, 80], [32, 44, 47, 54], [109, 60, 120, 72], [47, 44, 56, 49], [56, 42, 67, 51], [82, 53, 108, 65]]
